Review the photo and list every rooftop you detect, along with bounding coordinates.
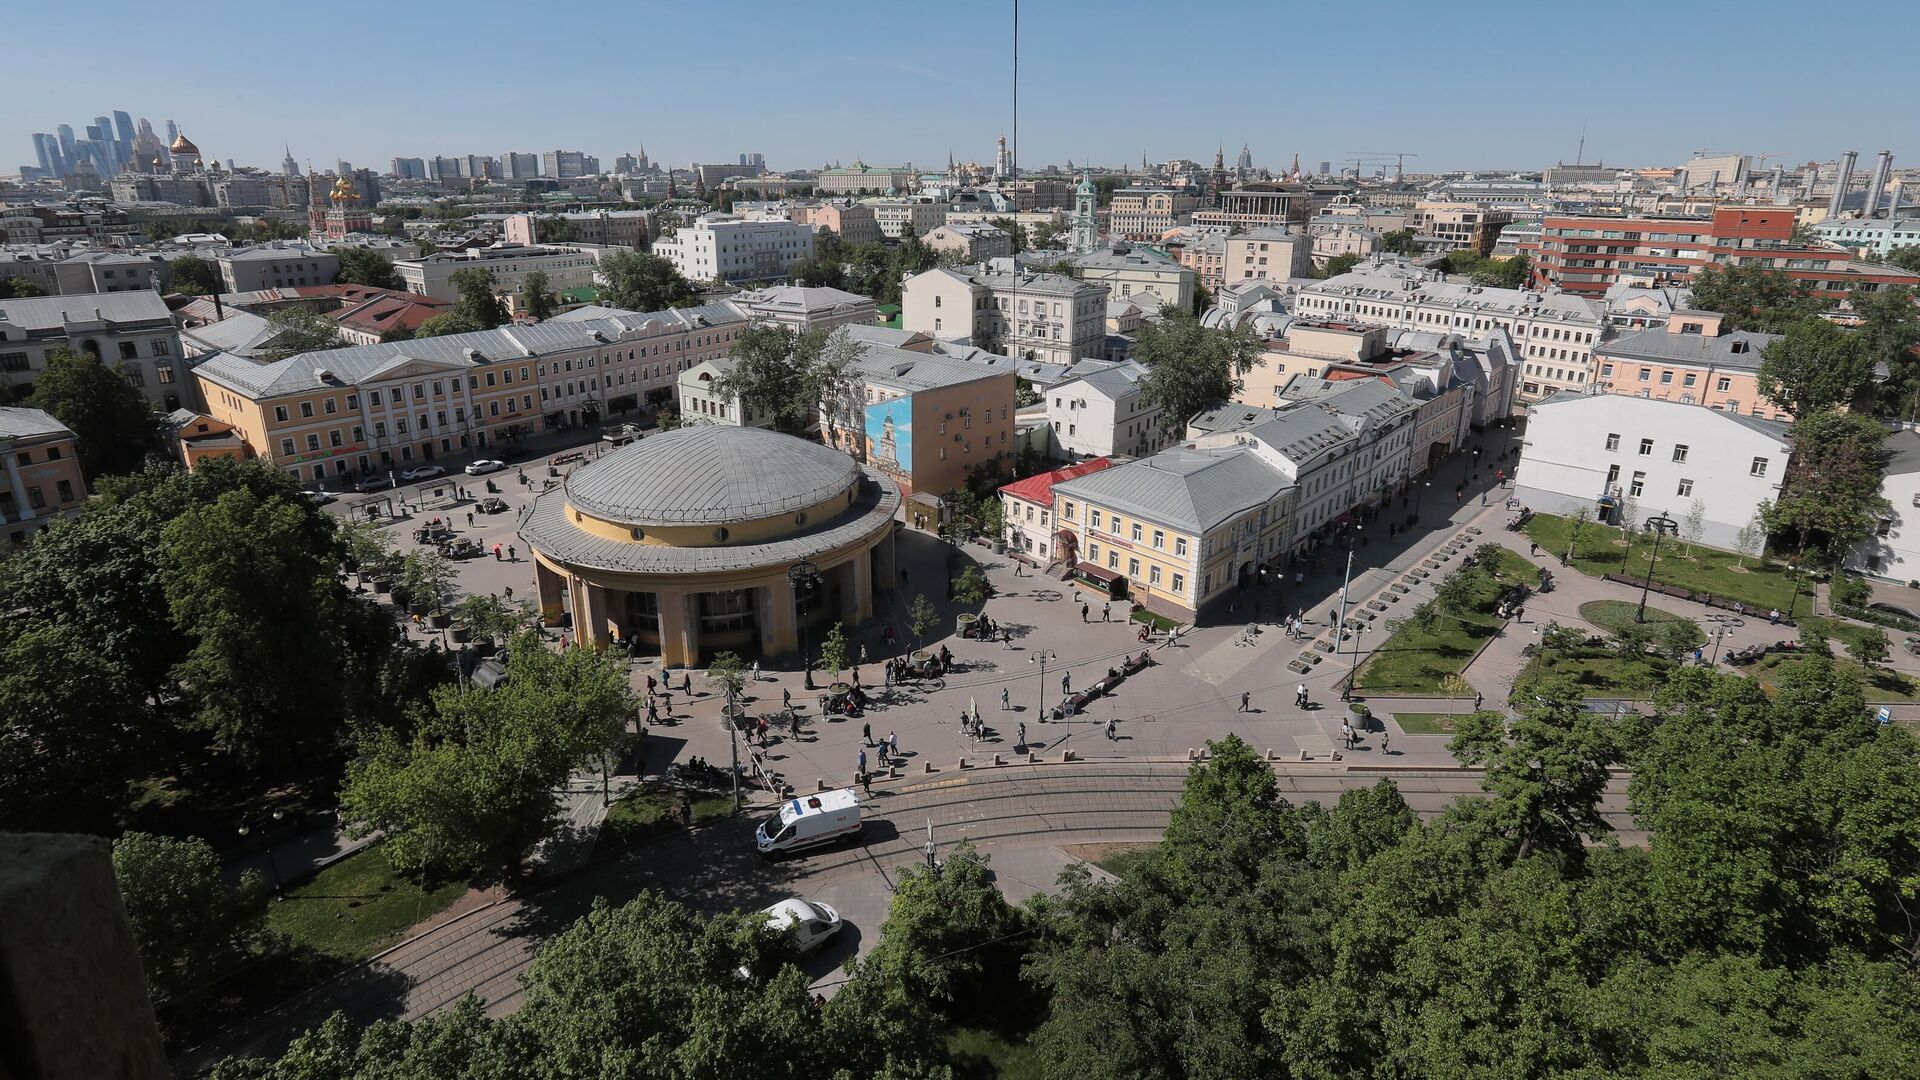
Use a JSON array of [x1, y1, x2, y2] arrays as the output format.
[[565, 426, 861, 527], [0, 407, 72, 441], [999, 458, 1115, 505], [1596, 326, 1778, 371], [0, 289, 173, 330], [1052, 446, 1292, 534]]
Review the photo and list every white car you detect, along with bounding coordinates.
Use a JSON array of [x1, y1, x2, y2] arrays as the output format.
[[401, 465, 446, 481], [463, 459, 506, 476], [760, 898, 843, 953], [301, 489, 337, 505]]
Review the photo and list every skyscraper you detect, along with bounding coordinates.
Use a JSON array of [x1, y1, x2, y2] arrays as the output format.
[[57, 124, 77, 166], [31, 133, 62, 178], [113, 112, 135, 168], [282, 144, 299, 177]]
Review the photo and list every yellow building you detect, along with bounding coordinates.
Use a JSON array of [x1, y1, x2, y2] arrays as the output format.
[[1050, 446, 1294, 622], [518, 426, 898, 667], [0, 407, 89, 547]]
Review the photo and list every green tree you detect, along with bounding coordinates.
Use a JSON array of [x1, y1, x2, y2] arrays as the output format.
[[1432, 566, 1479, 615], [713, 323, 859, 436], [341, 633, 630, 879], [596, 249, 699, 312], [0, 275, 47, 297], [1440, 673, 1473, 715], [1762, 409, 1889, 562], [0, 622, 145, 831], [1448, 676, 1623, 860], [112, 832, 269, 1007], [1378, 229, 1417, 256], [521, 269, 557, 320], [1133, 310, 1265, 439], [1848, 629, 1891, 672], [399, 548, 456, 613], [330, 247, 401, 289], [951, 565, 988, 606], [908, 593, 939, 646], [987, 216, 1030, 251], [168, 255, 222, 295], [1031, 219, 1067, 250], [1852, 284, 1920, 417], [450, 592, 533, 644], [787, 254, 845, 289], [1883, 245, 1920, 273], [815, 621, 850, 678], [1688, 263, 1823, 332], [1756, 317, 1873, 418], [861, 840, 1027, 1012], [447, 267, 507, 330], [24, 345, 157, 476], [258, 307, 346, 362], [1315, 252, 1361, 279], [412, 311, 485, 338]]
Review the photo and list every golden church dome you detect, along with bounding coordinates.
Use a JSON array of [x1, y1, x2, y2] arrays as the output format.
[[168, 132, 200, 155]]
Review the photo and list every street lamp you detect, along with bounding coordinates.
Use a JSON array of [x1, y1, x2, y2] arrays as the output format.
[[1031, 649, 1057, 722], [1414, 479, 1429, 521], [1335, 520, 1364, 700], [238, 809, 287, 894], [1785, 563, 1803, 620], [787, 558, 822, 690], [1635, 512, 1680, 623]]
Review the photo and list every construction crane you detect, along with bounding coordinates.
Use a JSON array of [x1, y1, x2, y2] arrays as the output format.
[[1348, 151, 1419, 185]]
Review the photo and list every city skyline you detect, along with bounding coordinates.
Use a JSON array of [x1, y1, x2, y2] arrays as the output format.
[[11, 0, 1915, 177]]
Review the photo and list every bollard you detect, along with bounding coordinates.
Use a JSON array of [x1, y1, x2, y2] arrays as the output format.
[[1266, 748, 1276, 761], [1187, 747, 1198, 761], [959, 756, 970, 770], [924, 761, 934, 773], [889, 763, 898, 778], [993, 753, 1004, 766], [818, 778, 828, 792], [1299, 749, 1309, 761], [1062, 748, 1076, 762], [1028, 751, 1038, 764]]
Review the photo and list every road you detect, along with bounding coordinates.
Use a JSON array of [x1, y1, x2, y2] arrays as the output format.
[[177, 761, 1634, 1074]]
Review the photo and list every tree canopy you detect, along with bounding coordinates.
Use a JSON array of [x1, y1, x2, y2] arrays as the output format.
[[23, 345, 158, 476], [446, 268, 507, 330], [1132, 310, 1264, 437], [259, 307, 346, 362], [521, 269, 558, 320], [713, 323, 860, 436], [329, 247, 400, 290], [596, 250, 699, 312], [113, 832, 269, 1009], [1762, 408, 1890, 563], [168, 255, 222, 296], [1756, 316, 1874, 418], [1689, 264, 1823, 333]]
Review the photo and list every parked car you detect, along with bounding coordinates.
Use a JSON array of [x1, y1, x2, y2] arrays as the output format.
[[357, 475, 395, 492], [1869, 601, 1920, 623], [759, 898, 843, 954], [301, 489, 337, 505], [401, 465, 446, 481], [464, 458, 506, 476]]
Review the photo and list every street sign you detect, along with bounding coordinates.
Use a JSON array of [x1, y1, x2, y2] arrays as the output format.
[[1877, 706, 1892, 726]]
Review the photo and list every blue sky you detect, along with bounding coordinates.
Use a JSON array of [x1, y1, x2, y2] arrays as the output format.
[[14, 0, 1912, 175]]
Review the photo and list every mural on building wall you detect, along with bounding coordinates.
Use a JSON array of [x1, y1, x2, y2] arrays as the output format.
[[864, 396, 913, 481]]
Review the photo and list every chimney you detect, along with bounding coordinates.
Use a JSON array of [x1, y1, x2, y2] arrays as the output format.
[[213, 291, 224, 321], [1890, 176, 1904, 219], [1827, 150, 1858, 221], [1864, 151, 1893, 219]]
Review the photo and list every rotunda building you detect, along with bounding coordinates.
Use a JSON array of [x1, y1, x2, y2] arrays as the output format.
[[518, 426, 899, 666]]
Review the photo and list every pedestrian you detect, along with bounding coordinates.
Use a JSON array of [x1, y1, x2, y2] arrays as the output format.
[[1017, 721, 1027, 748], [757, 716, 768, 745], [681, 672, 691, 695], [852, 666, 861, 687], [646, 697, 658, 724], [858, 748, 867, 775], [503, 586, 513, 601], [791, 713, 802, 739], [646, 675, 657, 695], [1328, 606, 1338, 625], [1294, 572, 1304, 588], [1474, 691, 1483, 710], [1734, 601, 1745, 617], [1080, 604, 1088, 623], [1341, 720, 1353, 748], [782, 687, 792, 709], [959, 709, 970, 730], [1381, 730, 1390, 755], [1296, 682, 1308, 708], [1105, 717, 1117, 740], [1062, 672, 1071, 695], [862, 721, 872, 745], [1239, 690, 1250, 712], [1102, 601, 1110, 622], [679, 791, 692, 828], [492, 543, 503, 561], [1529, 541, 1538, 557], [750, 660, 760, 683], [884, 665, 894, 688], [888, 730, 899, 757], [1001, 687, 1011, 711], [861, 769, 872, 795], [1003, 627, 1014, 649], [660, 691, 672, 715], [466, 511, 474, 527], [1769, 608, 1780, 625]]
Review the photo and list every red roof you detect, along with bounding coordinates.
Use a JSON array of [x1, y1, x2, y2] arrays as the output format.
[[999, 458, 1115, 505]]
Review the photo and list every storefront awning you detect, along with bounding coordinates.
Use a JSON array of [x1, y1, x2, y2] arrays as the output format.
[[1074, 561, 1123, 585]]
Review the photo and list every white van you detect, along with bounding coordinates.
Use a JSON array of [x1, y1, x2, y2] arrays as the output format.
[[756, 789, 861, 856]]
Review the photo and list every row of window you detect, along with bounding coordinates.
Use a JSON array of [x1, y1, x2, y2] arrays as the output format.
[[0, 479, 75, 514]]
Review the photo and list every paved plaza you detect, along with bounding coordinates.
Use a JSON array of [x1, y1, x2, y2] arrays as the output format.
[[189, 422, 1920, 1071]]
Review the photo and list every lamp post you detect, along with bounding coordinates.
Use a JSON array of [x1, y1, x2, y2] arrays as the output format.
[[1706, 615, 1736, 667], [1785, 563, 1803, 620], [1413, 479, 1429, 521], [1635, 512, 1680, 623], [787, 558, 821, 690], [237, 809, 287, 894], [1336, 520, 1363, 700], [1031, 649, 1057, 722]]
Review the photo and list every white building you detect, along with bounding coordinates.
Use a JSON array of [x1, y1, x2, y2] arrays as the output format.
[[1812, 217, 1920, 258], [394, 243, 597, 305], [0, 290, 191, 411], [1224, 227, 1314, 283], [900, 260, 1107, 367], [924, 223, 1013, 261], [1069, 244, 1196, 313], [1850, 429, 1920, 582], [1513, 392, 1788, 550], [865, 199, 948, 240], [217, 242, 340, 293], [730, 285, 877, 331], [1295, 257, 1608, 403], [1044, 358, 1166, 461], [651, 213, 813, 284]]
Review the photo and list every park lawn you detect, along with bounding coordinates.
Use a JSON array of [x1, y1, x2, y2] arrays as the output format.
[[1523, 513, 1804, 614], [1391, 712, 1466, 735], [1130, 608, 1182, 632], [1578, 599, 1698, 637], [1736, 652, 1920, 702], [1797, 616, 1888, 655], [603, 783, 736, 846], [1519, 646, 1676, 698], [265, 844, 468, 964], [1353, 546, 1536, 694]]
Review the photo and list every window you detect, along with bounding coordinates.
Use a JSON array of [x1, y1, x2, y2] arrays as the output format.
[[1087, 542, 1099, 561], [1152, 529, 1164, 549], [118, 341, 138, 361], [1638, 438, 1653, 456], [1174, 537, 1188, 556], [1637, 369, 1650, 382], [1149, 565, 1162, 586], [1682, 373, 1697, 388], [324, 398, 337, 414], [1606, 463, 1620, 486], [274, 405, 289, 422], [279, 438, 295, 456], [1659, 370, 1673, 384], [1629, 471, 1646, 497], [1605, 432, 1619, 451], [1171, 572, 1185, 594], [1677, 478, 1694, 497], [1090, 509, 1102, 529], [1717, 376, 1733, 392], [56, 479, 74, 503], [300, 401, 314, 418], [1750, 457, 1769, 477], [1128, 557, 1141, 577], [1672, 444, 1688, 463]]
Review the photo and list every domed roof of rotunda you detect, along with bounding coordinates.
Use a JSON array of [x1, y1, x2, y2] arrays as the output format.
[[564, 426, 862, 529]]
